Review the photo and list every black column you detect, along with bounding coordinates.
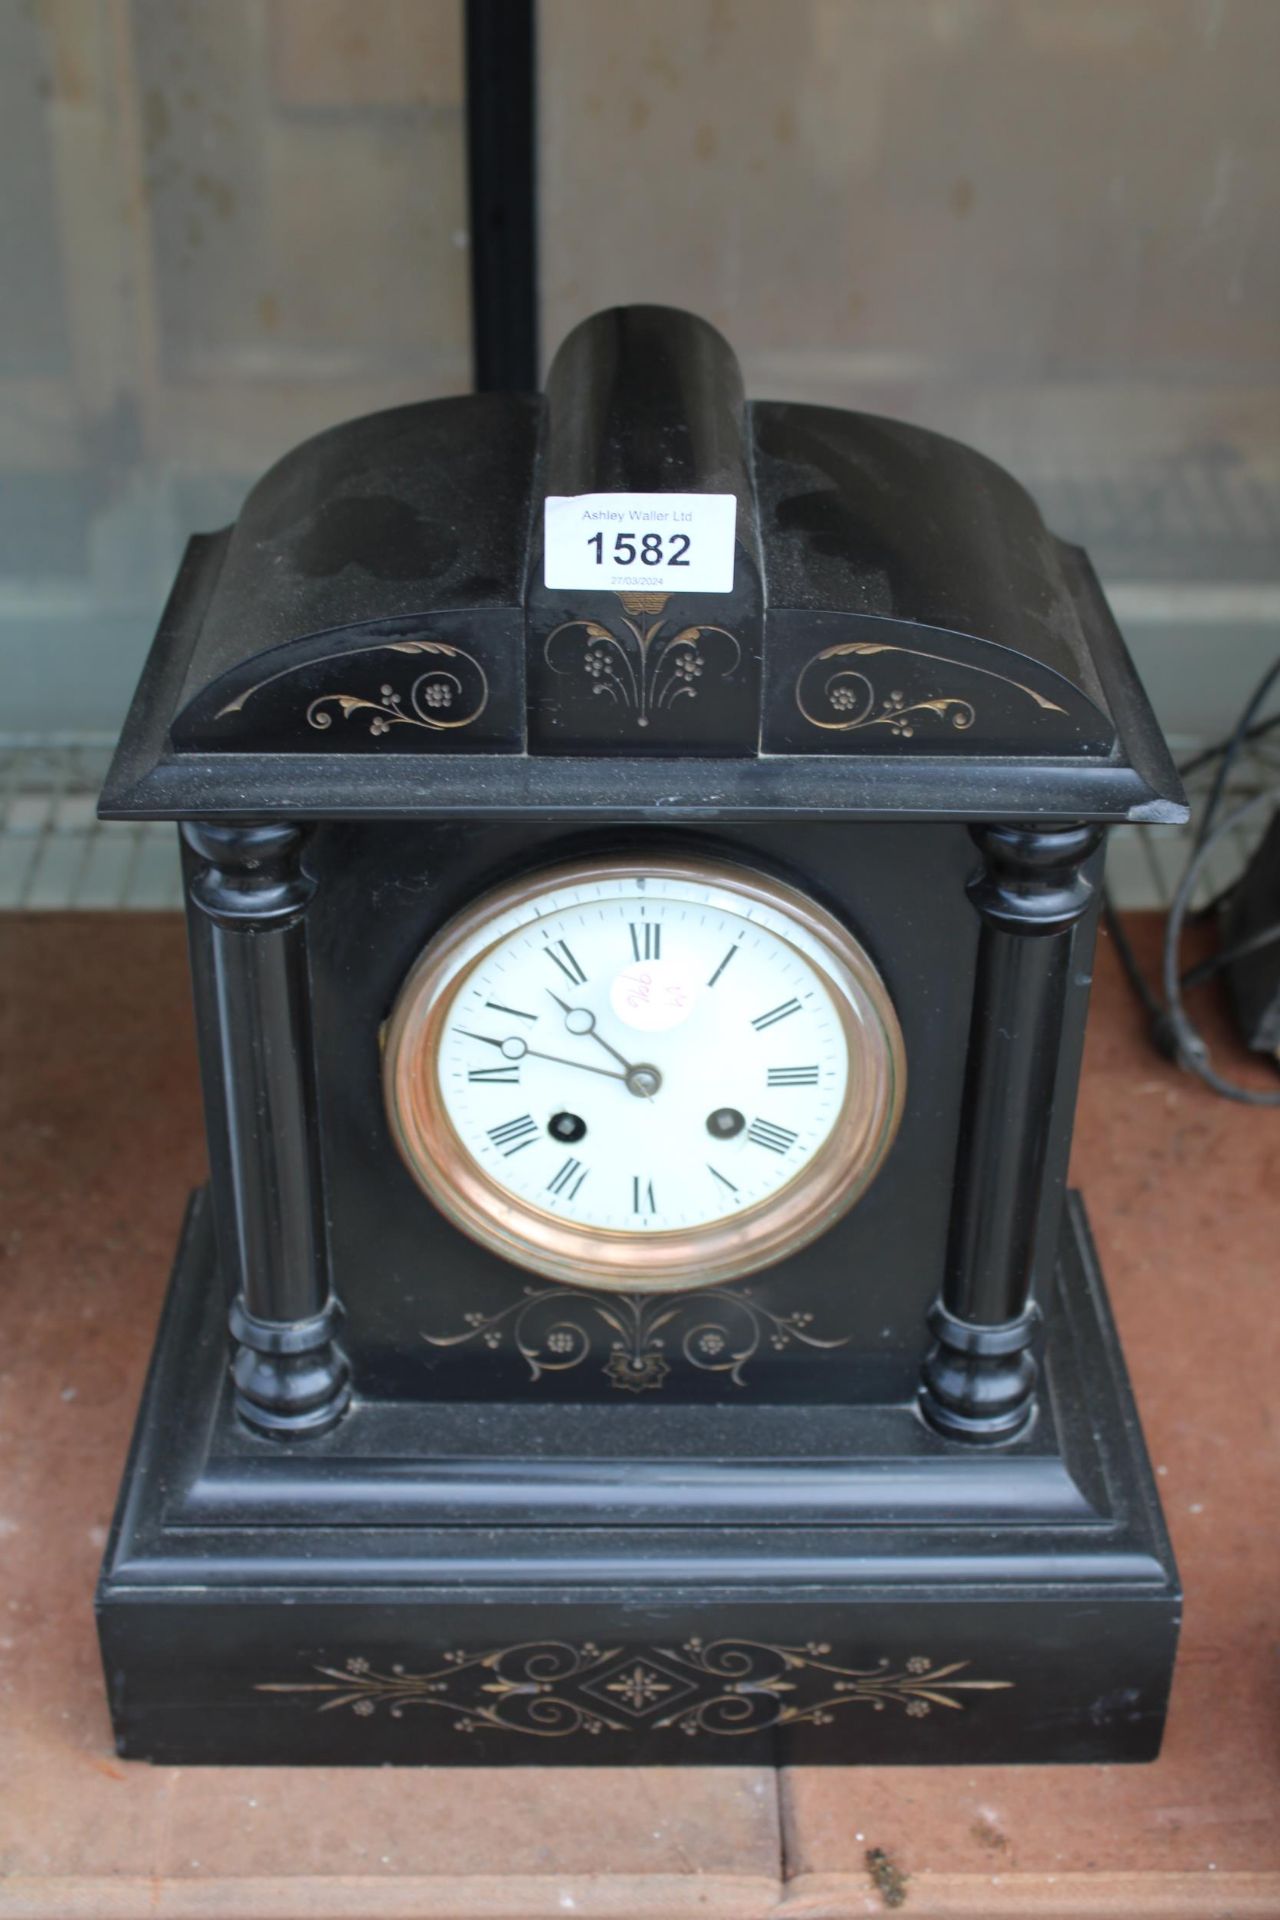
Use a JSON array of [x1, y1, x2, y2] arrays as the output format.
[[920, 822, 1103, 1443], [183, 821, 350, 1439]]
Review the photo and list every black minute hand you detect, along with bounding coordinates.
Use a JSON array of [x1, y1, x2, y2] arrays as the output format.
[[544, 990, 638, 1074], [456, 1030, 628, 1083]]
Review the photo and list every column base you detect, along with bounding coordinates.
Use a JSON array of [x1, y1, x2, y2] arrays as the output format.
[[228, 1296, 351, 1439], [918, 1300, 1041, 1442]]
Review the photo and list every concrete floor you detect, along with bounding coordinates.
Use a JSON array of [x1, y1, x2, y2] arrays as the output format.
[[0, 911, 1277, 1919]]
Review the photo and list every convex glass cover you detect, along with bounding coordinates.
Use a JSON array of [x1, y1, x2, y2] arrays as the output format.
[[384, 855, 905, 1290]]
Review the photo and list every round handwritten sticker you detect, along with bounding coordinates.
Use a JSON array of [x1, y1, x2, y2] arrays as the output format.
[[609, 960, 699, 1033]]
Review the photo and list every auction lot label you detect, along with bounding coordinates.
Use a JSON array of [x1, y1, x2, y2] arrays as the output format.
[[544, 492, 737, 594]]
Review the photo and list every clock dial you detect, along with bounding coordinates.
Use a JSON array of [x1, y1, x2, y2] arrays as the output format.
[[438, 886, 848, 1233], [384, 855, 905, 1292]]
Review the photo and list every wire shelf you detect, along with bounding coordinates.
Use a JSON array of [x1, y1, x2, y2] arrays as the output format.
[[0, 736, 182, 911], [0, 729, 1275, 914]]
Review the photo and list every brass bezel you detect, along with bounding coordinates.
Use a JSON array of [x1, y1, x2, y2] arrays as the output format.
[[383, 854, 906, 1293]]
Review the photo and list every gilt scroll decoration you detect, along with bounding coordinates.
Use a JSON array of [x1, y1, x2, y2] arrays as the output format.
[[794, 640, 1067, 739], [257, 1641, 1014, 1737], [421, 1281, 848, 1392], [214, 640, 490, 737]]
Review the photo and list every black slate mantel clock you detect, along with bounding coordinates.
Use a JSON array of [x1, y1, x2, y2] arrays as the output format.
[[97, 305, 1185, 1766]]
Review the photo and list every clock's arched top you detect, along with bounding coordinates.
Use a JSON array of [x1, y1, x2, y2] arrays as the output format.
[[101, 305, 1185, 825]]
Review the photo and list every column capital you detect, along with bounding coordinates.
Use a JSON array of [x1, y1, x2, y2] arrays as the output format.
[[967, 822, 1103, 937], [183, 820, 316, 932]]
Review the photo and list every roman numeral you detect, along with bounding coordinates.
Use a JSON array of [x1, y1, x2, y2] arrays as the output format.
[[486, 1113, 539, 1156], [547, 1157, 588, 1199], [632, 1176, 656, 1215], [767, 1065, 820, 1087], [707, 1164, 739, 1198], [545, 939, 587, 986], [468, 1065, 521, 1084], [707, 944, 739, 988], [746, 1118, 799, 1155], [485, 1000, 537, 1023], [751, 997, 801, 1031], [629, 920, 661, 962]]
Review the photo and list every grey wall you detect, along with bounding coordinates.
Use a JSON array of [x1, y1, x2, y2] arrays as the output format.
[[1, 0, 1275, 745]]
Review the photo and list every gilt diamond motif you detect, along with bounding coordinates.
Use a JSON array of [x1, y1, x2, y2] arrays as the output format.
[[578, 1655, 698, 1721]]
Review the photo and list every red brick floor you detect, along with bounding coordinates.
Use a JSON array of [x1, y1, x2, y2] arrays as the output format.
[[0, 911, 1276, 1919]]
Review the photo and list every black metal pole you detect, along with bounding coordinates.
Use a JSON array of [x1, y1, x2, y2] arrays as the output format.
[[464, 0, 538, 391]]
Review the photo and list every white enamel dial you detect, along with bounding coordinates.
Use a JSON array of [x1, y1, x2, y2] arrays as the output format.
[[384, 855, 905, 1292], [439, 877, 847, 1231]]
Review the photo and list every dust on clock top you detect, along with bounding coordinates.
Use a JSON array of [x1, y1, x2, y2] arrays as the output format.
[[100, 305, 1184, 826]]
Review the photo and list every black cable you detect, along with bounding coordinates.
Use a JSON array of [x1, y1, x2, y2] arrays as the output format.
[[1194, 657, 1280, 854], [1161, 787, 1280, 1106], [1184, 663, 1280, 922], [1101, 654, 1280, 1094], [1181, 919, 1280, 993], [1099, 887, 1183, 1062], [1101, 890, 1160, 1015], [1177, 711, 1280, 782]]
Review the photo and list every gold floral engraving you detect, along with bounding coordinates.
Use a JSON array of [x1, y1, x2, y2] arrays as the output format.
[[257, 1641, 1014, 1737], [215, 640, 489, 735], [795, 640, 1066, 737], [422, 1282, 848, 1391], [307, 641, 488, 735], [545, 602, 741, 727]]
